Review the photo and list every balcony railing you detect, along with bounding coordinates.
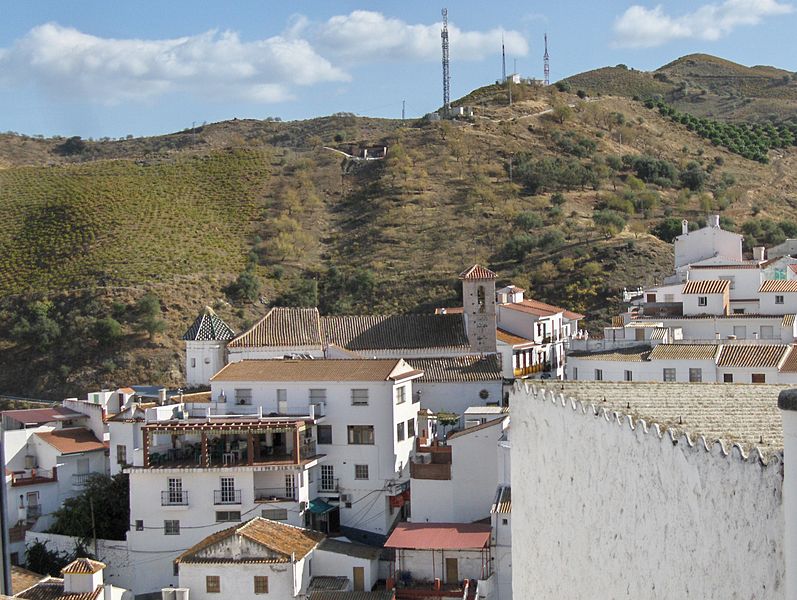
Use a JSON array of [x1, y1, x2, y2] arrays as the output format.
[[27, 504, 42, 519], [11, 468, 57, 487], [319, 477, 339, 493], [72, 473, 95, 488], [254, 487, 297, 502], [299, 440, 317, 460], [161, 490, 189, 506], [214, 489, 242, 505]]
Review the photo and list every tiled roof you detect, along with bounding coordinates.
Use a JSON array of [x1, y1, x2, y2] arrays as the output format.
[[650, 328, 668, 340], [682, 280, 730, 295], [634, 314, 784, 321], [385, 523, 491, 550], [502, 299, 585, 321], [717, 344, 790, 368], [406, 355, 502, 383], [760, 280, 797, 293], [61, 559, 105, 575], [2, 407, 85, 426], [491, 485, 511, 514], [182, 307, 235, 341], [308, 576, 349, 592], [11, 565, 45, 594], [309, 592, 395, 600], [496, 328, 533, 346], [690, 264, 760, 270], [34, 428, 106, 455], [322, 314, 469, 351], [783, 314, 796, 327], [535, 381, 790, 458], [447, 417, 507, 441], [229, 307, 323, 349], [211, 359, 416, 382], [778, 347, 797, 372], [318, 538, 382, 560], [177, 517, 325, 564], [568, 347, 649, 362], [459, 264, 497, 280], [16, 580, 102, 600], [647, 344, 719, 361]]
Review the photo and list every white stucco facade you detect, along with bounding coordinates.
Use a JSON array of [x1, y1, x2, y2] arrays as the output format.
[[511, 384, 785, 600], [179, 556, 309, 600], [674, 219, 742, 269], [186, 340, 227, 387]]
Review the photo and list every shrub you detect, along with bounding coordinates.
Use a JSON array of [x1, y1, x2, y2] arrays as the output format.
[[593, 209, 627, 235], [514, 211, 543, 230], [503, 234, 536, 260], [224, 268, 261, 304], [680, 162, 706, 191]]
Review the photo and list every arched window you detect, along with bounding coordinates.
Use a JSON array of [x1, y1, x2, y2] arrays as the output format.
[[477, 286, 486, 313]]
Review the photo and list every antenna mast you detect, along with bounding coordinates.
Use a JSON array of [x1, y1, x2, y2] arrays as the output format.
[[501, 35, 506, 83], [543, 33, 550, 86], [441, 8, 451, 116]]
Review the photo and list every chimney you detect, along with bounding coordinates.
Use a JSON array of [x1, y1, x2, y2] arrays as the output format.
[[682, 219, 689, 235], [709, 214, 720, 228], [777, 389, 797, 600], [753, 246, 766, 262], [158, 388, 167, 406], [62, 559, 105, 595]]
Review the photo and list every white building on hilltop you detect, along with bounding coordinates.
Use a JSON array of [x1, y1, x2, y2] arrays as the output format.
[[511, 380, 795, 599]]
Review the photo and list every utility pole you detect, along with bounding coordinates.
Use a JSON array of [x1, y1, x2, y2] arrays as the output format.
[[441, 8, 451, 116], [90, 497, 98, 557], [502, 35, 506, 83], [402, 100, 406, 121]]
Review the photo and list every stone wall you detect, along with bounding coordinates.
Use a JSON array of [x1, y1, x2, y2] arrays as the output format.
[[511, 383, 786, 599]]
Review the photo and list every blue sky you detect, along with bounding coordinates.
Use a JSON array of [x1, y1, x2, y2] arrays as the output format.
[[1, 0, 795, 138]]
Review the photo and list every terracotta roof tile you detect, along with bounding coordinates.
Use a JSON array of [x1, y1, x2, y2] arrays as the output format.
[[783, 314, 796, 327], [717, 344, 790, 368], [760, 280, 797, 293], [34, 428, 106, 455], [11, 566, 45, 595], [406, 355, 502, 383], [502, 299, 585, 321], [779, 347, 797, 373], [458, 264, 497, 280], [61, 559, 104, 575], [690, 264, 760, 270], [2, 407, 86, 426], [647, 344, 719, 361], [211, 359, 416, 382], [496, 328, 533, 346], [182, 307, 235, 341], [568, 347, 649, 362], [322, 314, 469, 351], [229, 307, 322, 348], [177, 517, 325, 564], [682, 280, 730, 294], [16, 580, 102, 600], [447, 417, 506, 440], [491, 485, 511, 514], [385, 523, 491, 550], [309, 592, 395, 600]]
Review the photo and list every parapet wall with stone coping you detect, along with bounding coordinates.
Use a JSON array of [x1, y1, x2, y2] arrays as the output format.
[[511, 383, 786, 599]]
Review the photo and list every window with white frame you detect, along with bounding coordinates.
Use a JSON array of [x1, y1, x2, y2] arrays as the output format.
[[351, 389, 369, 406], [164, 520, 180, 535], [689, 368, 702, 383], [624, 370, 633, 382], [594, 369, 603, 381], [663, 368, 676, 382], [776, 295, 785, 305], [395, 386, 406, 404], [235, 388, 252, 405], [354, 464, 369, 480], [347, 426, 374, 445], [698, 296, 708, 307], [396, 422, 405, 442]]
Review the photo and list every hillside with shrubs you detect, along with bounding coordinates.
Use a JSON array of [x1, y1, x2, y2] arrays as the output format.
[[4, 55, 797, 397]]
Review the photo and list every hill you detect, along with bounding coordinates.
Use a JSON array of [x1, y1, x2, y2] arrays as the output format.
[[5, 66, 797, 398], [563, 53, 797, 123]]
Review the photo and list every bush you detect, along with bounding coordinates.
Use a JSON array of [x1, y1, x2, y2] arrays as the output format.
[[555, 81, 571, 93], [652, 217, 695, 243], [274, 277, 318, 308], [224, 268, 261, 304], [48, 474, 130, 540], [92, 317, 123, 345], [514, 211, 543, 230], [538, 230, 565, 251], [679, 161, 706, 191], [593, 209, 627, 235], [503, 234, 536, 260], [135, 292, 167, 339]]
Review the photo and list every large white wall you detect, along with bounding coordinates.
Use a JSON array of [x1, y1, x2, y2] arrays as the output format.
[[179, 558, 306, 600], [511, 384, 785, 600], [414, 381, 503, 416], [186, 341, 227, 386], [569, 358, 718, 383], [313, 547, 379, 591], [674, 226, 742, 269]]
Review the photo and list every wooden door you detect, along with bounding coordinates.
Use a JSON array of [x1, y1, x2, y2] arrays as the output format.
[[353, 567, 364, 592], [445, 557, 458, 584]]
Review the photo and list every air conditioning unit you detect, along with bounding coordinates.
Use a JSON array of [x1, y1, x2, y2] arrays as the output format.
[[340, 493, 352, 503], [162, 589, 189, 600]]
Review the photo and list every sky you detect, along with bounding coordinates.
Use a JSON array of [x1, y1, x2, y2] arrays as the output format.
[[1, 0, 796, 138]]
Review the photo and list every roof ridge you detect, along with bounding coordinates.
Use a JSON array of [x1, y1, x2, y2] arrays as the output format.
[[523, 382, 780, 466]]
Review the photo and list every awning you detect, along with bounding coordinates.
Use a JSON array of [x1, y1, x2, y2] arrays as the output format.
[[308, 498, 336, 515]]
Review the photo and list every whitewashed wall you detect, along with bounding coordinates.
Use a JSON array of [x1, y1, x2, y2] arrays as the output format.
[[396, 549, 488, 584], [179, 559, 303, 600], [313, 547, 378, 591], [414, 381, 502, 416], [185, 341, 227, 386], [511, 384, 785, 600]]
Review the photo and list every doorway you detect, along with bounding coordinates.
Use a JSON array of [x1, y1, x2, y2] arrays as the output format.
[[353, 567, 364, 592], [445, 557, 458, 584]]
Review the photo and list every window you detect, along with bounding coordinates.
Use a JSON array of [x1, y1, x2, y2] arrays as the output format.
[[254, 576, 269, 594], [624, 370, 633, 382], [395, 386, 406, 404], [320, 465, 335, 491], [477, 286, 486, 313], [167, 478, 184, 505], [116, 445, 127, 465], [594, 369, 603, 381], [752, 373, 766, 384], [164, 520, 180, 535], [135, 520, 144, 531], [355, 464, 369, 480], [663, 368, 676, 382], [173, 563, 179, 577], [776, 295, 785, 305], [10, 553, 18, 567], [220, 477, 236, 503], [698, 296, 708, 307], [723, 373, 734, 383], [262, 508, 288, 520], [206, 576, 220, 594], [285, 474, 296, 500], [689, 368, 703, 383], [396, 422, 405, 442], [235, 388, 252, 405], [502, 518, 508, 526], [215, 511, 241, 522], [733, 309, 745, 314], [347, 426, 375, 445], [572, 367, 578, 381], [407, 419, 415, 438], [646, 293, 656, 303], [190, 358, 196, 368], [351, 389, 369, 405], [317, 425, 332, 445], [309, 389, 327, 402]]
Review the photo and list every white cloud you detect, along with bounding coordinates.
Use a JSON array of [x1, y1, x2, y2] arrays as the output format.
[[0, 23, 349, 104], [613, 0, 793, 48], [315, 10, 528, 63]]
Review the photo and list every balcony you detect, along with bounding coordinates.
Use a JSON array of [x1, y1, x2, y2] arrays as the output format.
[[72, 473, 95, 489], [161, 490, 189, 506], [254, 487, 297, 502], [319, 478, 339, 493], [10, 467, 57, 487], [214, 489, 242, 505], [411, 445, 452, 481], [27, 504, 42, 520]]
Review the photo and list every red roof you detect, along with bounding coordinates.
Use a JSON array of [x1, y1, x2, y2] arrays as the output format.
[[458, 265, 497, 280], [2, 407, 86, 426], [384, 523, 491, 550], [34, 428, 106, 455], [503, 298, 585, 321]]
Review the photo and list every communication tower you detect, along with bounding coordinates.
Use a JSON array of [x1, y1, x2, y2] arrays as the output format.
[[543, 33, 550, 86], [441, 8, 451, 115]]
